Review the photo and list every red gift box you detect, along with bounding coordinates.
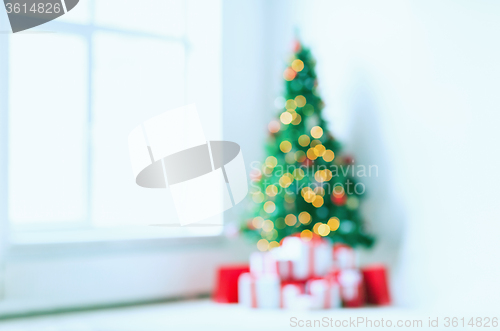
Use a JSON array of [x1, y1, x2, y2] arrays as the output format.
[[213, 264, 249, 303], [362, 264, 391, 306]]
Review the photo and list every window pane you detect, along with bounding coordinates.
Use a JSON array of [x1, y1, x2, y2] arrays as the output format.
[[57, 0, 92, 24], [91, 33, 186, 227], [8, 34, 88, 224], [186, 0, 223, 140], [94, 0, 185, 37]]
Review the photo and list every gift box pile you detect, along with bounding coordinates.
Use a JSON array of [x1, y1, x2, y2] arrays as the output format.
[[236, 234, 390, 309]]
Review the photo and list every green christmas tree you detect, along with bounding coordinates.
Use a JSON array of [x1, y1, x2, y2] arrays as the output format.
[[242, 41, 374, 251]]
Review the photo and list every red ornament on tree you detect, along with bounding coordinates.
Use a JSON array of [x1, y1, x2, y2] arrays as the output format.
[[331, 194, 347, 206], [343, 155, 354, 165]]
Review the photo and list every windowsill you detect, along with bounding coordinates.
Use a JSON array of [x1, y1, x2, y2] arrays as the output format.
[[0, 298, 403, 327], [7, 226, 227, 259]]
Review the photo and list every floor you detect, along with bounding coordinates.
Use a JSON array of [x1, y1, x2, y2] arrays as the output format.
[[0, 299, 429, 331]]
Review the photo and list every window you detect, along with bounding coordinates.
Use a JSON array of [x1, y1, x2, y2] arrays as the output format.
[[5, 0, 223, 241]]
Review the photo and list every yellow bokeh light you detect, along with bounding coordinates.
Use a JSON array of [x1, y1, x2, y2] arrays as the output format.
[[252, 216, 264, 229], [262, 229, 278, 241], [293, 168, 305, 180], [265, 156, 278, 168], [262, 219, 274, 232], [324, 169, 333, 181], [291, 59, 304, 72], [313, 222, 322, 235], [300, 229, 313, 242], [285, 214, 297, 226], [315, 169, 332, 182], [303, 190, 316, 203], [298, 211, 311, 224], [291, 114, 302, 125], [285, 99, 297, 110], [314, 186, 325, 196], [318, 223, 331, 236], [257, 239, 270, 251], [280, 111, 293, 125], [312, 195, 324, 208], [268, 241, 280, 250], [307, 148, 318, 160], [294, 150, 306, 163], [328, 217, 340, 231], [314, 170, 324, 182], [310, 139, 321, 148], [314, 144, 326, 157], [279, 174, 293, 188], [252, 192, 265, 203], [323, 150, 335, 162], [301, 187, 312, 197], [264, 201, 276, 213], [298, 135, 311, 147], [268, 120, 280, 133], [295, 95, 306, 107], [280, 140, 292, 153], [263, 166, 273, 175], [311, 126, 324, 139]]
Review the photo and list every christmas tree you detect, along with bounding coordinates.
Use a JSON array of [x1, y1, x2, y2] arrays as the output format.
[[242, 41, 374, 251]]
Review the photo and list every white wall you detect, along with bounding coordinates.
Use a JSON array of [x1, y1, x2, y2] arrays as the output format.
[[289, 0, 500, 313]]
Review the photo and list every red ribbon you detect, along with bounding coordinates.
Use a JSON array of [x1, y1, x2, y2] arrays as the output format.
[[308, 236, 324, 279], [250, 275, 257, 308], [324, 279, 331, 308]]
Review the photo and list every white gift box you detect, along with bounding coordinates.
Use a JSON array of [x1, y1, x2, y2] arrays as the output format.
[[281, 283, 314, 310], [238, 273, 280, 309], [338, 269, 364, 306], [279, 236, 333, 280], [269, 246, 294, 280], [276, 260, 294, 280], [333, 244, 357, 270], [249, 252, 278, 276], [306, 278, 341, 309]]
